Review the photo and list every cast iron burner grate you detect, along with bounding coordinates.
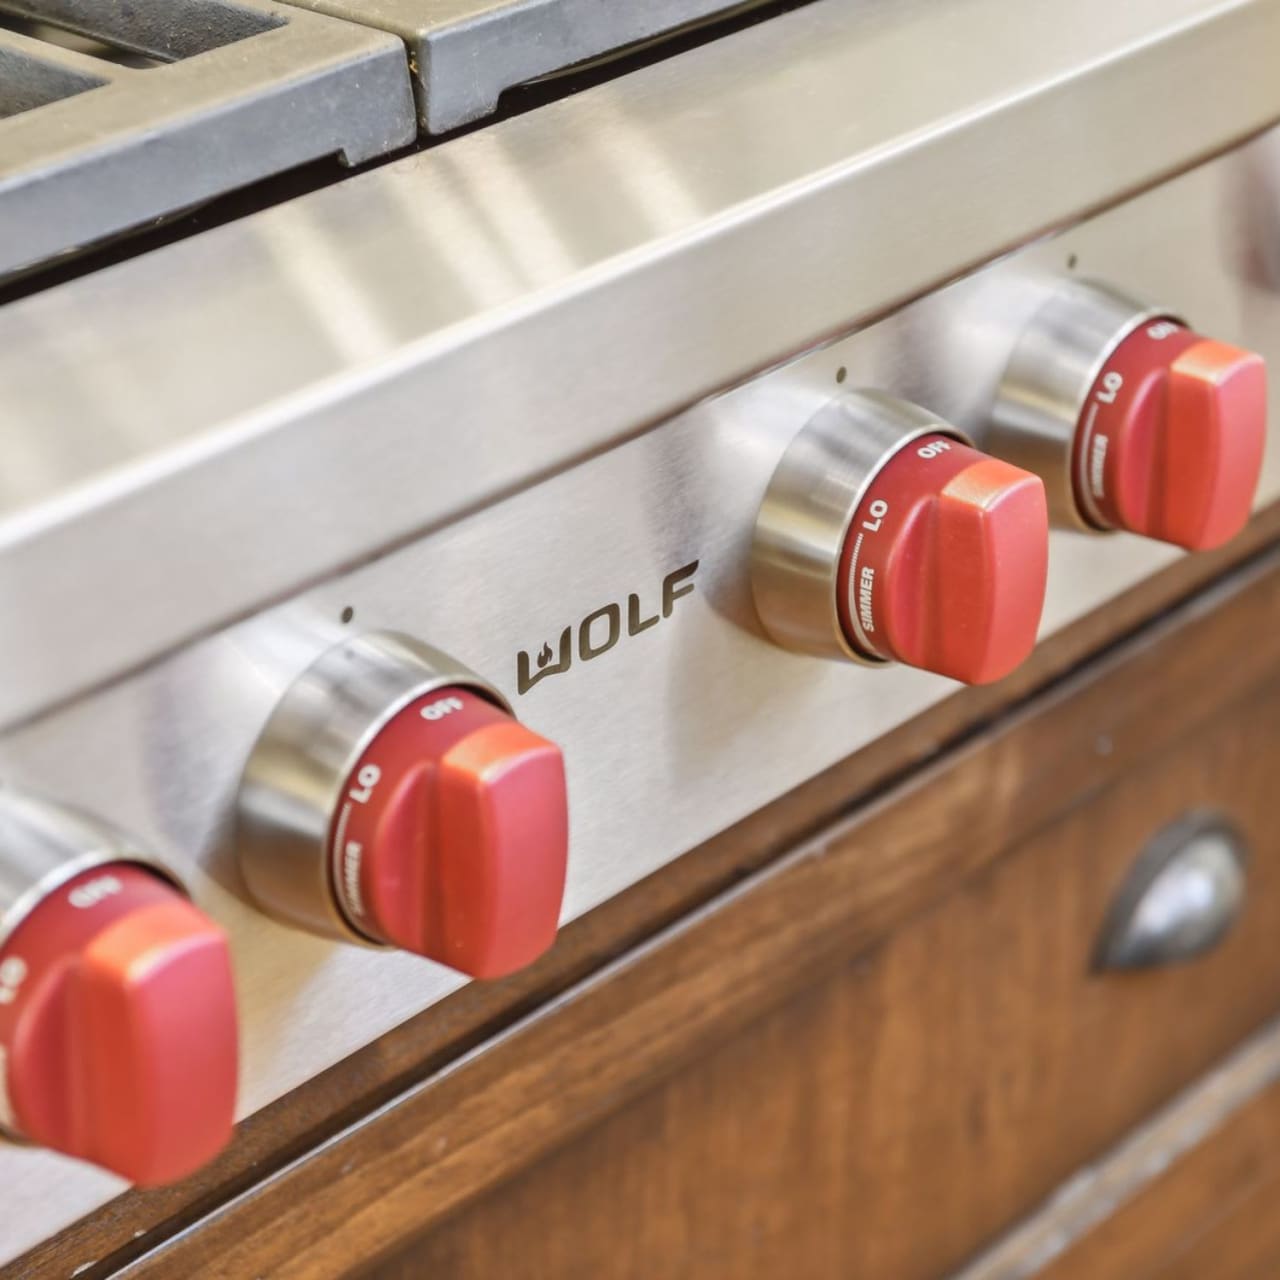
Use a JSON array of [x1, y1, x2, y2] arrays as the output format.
[[0, 0, 416, 279]]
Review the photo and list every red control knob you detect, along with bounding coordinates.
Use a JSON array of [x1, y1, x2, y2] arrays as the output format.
[[837, 435, 1048, 684], [752, 393, 1051, 681], [1074, 322, 1266, 549], [0, 865, 237, 1185], [329, 688, 568, 977]]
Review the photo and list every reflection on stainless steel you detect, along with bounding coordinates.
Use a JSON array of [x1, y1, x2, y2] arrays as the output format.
[[0, 788, 181, 948], [751, 391, 966, 662], [1238, 127, 1280, 290], [989, 281, 1167, 529], [1, 0, 1279, 730], [1095, 813, 1249, 971]]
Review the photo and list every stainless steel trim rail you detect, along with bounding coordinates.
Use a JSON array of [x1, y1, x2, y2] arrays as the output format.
[[0, 0, 1278, 733], [281, 0, 765, 133], [0, 0, 416, 278]]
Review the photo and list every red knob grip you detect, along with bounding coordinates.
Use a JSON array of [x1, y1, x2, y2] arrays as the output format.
[[1074, 322, 1266, 549], [837, 435, 1048, 685], [0, 865, 237, 1185], [330, 689, 568, 978]]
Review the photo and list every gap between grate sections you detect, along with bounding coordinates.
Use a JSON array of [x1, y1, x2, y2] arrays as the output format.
[[0, 0, 417, 278], [280, 0, 770, 134]]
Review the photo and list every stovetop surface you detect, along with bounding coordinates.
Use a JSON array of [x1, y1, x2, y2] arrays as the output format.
[[0, 0, 778, 280]]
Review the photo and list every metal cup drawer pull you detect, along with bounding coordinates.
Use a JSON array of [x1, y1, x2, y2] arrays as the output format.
[[1095, 812, 1249, 972]]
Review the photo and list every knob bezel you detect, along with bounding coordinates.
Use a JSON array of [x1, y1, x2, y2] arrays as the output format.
[[236, 631, 510, 946], [0, 790, 182, 951], [751, 390, 971, 664], [988, 278, 1172, 531]]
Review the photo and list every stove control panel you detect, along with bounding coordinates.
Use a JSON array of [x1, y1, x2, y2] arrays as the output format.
[[752, 391, 1050, 685], [0, 793, 237, 1184], [2, 132, 1279, 1261], [237, 632, 568, 978], [991, 279, 1267, 549]]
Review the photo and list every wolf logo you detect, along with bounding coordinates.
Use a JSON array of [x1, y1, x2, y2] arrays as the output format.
[[517, 627, 573, 695], [516, 561, 698, 695]]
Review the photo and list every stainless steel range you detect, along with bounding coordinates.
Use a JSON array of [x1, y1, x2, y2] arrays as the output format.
[[1, 0, 1279, 1267]]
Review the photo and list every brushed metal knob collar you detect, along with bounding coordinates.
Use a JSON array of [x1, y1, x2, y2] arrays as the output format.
[[751, 390, 970, 663]]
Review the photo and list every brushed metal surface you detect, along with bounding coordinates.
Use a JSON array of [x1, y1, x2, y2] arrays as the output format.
[[751, 391, 968, 662], [0, 0, 1278, 732], [0, 789, 181, 947], [237, 632, 508, 943], [989, 281, 1167, 529], [2, 136, 1280, 1262], [1095, 812, 1249, 971]]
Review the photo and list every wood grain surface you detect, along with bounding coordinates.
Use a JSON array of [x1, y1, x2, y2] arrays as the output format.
[[1035, 1048, 1280, 1279], [955, 1014, 1280, 1280]]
